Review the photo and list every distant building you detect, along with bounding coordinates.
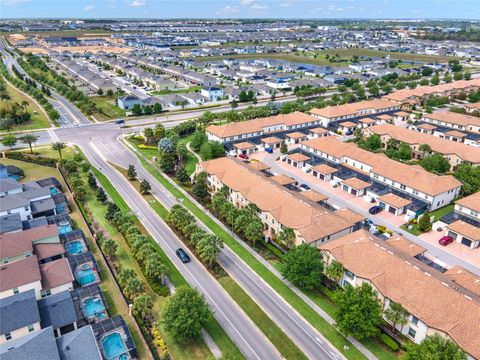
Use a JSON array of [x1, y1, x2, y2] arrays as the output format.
[[201, 86, 224, 101], [117, 95, 141, 110]]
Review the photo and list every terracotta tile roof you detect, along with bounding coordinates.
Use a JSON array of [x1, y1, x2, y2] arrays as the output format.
[[383, 79, 480, 103], [0, 256, 41, 291], [270, 174, 297, 185], [359, 117, 376, 124], [287, 153, 310, 162], [445, 266, 480, 297], [378, 193, 411, 209], [199, 157, 364, 243], [286, 132, 307, 139], [309, 127, 329, 134], [445, 130, 468, 138], [417, 123, 437, 130], [312, 164, 338, 174], [39, 258, 74, 290], [377, 114, 393, 120], [424, 111, 480, 132], [394, 111, 410, 117], [385, 235, 426, 257], [339, 121, 357, 128], [247, 161, 270, 171], [448, 220, 480, 241], [342, 177, 371, 190], [261, 136, 282, 144], [34, 243, 65, 261], [301, 137, 463, 196], [455, 192, 480, 212], [367, 123, 480, 164], [319, 230, 480, 359], [234, 141, 255, 150], [298, 190, 328, 203], [310, 99, 398, 119], [464, 102, 480, 110], [206, 112, 315, 139]]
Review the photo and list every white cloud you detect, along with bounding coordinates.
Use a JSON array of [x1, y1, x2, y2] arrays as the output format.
[[84, 4, 94, 11], [250, 3, 267, 10], [328, 4, 344, 11], [130, 0, 146, 7], [240, 0, 255, 4], [216, 5, 239, 14]]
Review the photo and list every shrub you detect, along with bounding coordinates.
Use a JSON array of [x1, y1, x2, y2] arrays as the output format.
[[138, 144, 158, 150], [380, 333, 399, 351]]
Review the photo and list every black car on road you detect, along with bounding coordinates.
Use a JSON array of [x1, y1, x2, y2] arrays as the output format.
[[176, 248, 191, 263], [369, 205, 383, 215]]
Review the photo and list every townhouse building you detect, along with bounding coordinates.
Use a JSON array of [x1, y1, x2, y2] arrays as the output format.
[[363, 124, 480, 170], [309, 99, 401, 130], [319, 229, 480, 360], [205, 112, 322, 145], [435, 192, 480, 249], [299, 137, 463, 213], [195, 157, 364, 247]]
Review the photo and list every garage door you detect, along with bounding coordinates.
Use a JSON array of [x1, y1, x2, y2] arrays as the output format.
[[319, 174, 324, 180], [351, 189, 357, 196], [388, 206, 396, 214], [461, 237, 472, 247]]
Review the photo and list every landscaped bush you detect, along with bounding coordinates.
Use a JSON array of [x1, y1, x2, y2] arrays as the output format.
[[6, 151, 57, 167], [138, 144, 158, 150], [379, 333, 399, 351]]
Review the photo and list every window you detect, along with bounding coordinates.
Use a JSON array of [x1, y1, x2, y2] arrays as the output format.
[[13, 287, 19, 294], [408, 327, 416, 339], [28, 324, 35, 333], [41, 289, 51, 298], [411, 315, 418, 325], [5, 332, 12, 340]]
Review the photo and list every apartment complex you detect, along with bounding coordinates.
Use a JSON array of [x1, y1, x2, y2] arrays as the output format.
[[205, 112, 322, 144], [298, 137, 463, 212], [319, 229, 480, 359], [309, 99, 401, 128], [383, 79, 480, 107], [363, 123, 480, 170], [195, 157, 364, 247]]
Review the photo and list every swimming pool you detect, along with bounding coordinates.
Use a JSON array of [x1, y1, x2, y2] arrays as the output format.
[[75, 266, 96, 286], [83, 296, 106, 320], [65, 240, 84, 255], [50, 188, 59, 195], [58, 222, 72, 234], [102, 332, 128, 360]]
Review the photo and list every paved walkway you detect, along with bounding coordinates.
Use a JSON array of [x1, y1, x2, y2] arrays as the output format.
[[186, 141, 202, 162]]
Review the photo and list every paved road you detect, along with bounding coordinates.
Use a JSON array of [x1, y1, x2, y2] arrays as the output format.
[[56, 125, 346, 360], [261, 153, 480, 276], [68, 132, 282, 360]]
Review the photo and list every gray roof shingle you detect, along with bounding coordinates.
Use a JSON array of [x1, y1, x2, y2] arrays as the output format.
[[38, 290, 77, 330], [56, 325, 102, 360], [0, 290, 40, 335], [0, 326, 60, 360]]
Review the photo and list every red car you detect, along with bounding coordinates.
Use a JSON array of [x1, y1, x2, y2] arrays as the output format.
[[239, 154, 249, 160], [439, 236, 454, 246]]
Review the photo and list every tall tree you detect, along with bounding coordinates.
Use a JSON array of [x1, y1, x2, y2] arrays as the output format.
[[101, 238, 118, 261], [127, 164, 137, 180], [278, 227, 296, 248], [333, 283, 382, 340], [195, 234, 223, 267], [21, 134, 39, 154], [385, 302, 409, 334], [51, 141, 67, 160], [140, 179, 151, 194], [132, 294, 153, 321], [162, 286, 210, 343], [192, 172, 209, 200], [281, 244, 323, 289], [1, 134, 17, 149], [404, 335, 466, 360], [145, 253, 166, 283], [325, 260, 344, 285], [244, 219, 263, 245]]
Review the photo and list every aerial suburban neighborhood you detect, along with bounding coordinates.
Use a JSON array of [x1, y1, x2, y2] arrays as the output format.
[[1, 2, 480, 360]]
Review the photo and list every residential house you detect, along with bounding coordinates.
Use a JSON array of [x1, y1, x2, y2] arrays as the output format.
[[117, 95, 141, 111], [201, 86, 224, 101]]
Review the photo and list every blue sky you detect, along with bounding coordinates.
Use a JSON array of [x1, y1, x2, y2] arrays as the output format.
[[1, 0, 479, 20]]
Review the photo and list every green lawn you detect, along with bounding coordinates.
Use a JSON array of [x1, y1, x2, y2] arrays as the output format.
[[11, 145, 75, 161], [149, 86, 200, 96], [401, 204, 454, 236], [3, 80, 51, 130], [99, 163, 244, 360], [127, 144, 368, 360], [89, 95, 126, 121], [178, 135, 198, 175]]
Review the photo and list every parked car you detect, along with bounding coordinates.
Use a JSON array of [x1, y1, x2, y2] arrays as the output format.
[[299, 184, 310, 191], [439, 236, 454, 246], [239, 153, 249, 160], [176, 248, 191, 263], [369, 205, 383, 215], [345, 129, 354, 136], [364, 219, 375, 228], [265, 147, 273, 153]]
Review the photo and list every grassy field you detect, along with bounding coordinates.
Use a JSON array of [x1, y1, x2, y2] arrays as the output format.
[[149, 86, 200, 96], [90, 95, 126, 122], [198, 48, 457, 67], [94, 164, 244, 360], [9, 145, 75, 160], [3, 80, 51, 130]]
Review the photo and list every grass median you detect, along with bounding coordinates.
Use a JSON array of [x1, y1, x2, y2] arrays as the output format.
[[126, 141, 367, 360]]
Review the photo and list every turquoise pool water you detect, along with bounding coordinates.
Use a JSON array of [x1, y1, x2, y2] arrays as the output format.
[[75, 267, 96, 286], [65, 240, 84, 255], [50, 188, 59, 195], [83, 296, 106, 320], [58, 224, 73, 234], [102, 332, 127, 360]]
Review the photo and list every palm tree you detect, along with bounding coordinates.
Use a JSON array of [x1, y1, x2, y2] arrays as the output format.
[[132, 294, 153, 320], [278, 227, 296, 249], [51, 141, 67, 160], [124, 277, 145, 301], [325, 260, 344, 287], [101, 239, 118, 261], [419, 144, 432, 157], [145, 254, 166, 283], [21, 134, 39, 154], [21, 100, 29, 112], [196, 234, 223, 267], [385, 302, 409, 334]]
